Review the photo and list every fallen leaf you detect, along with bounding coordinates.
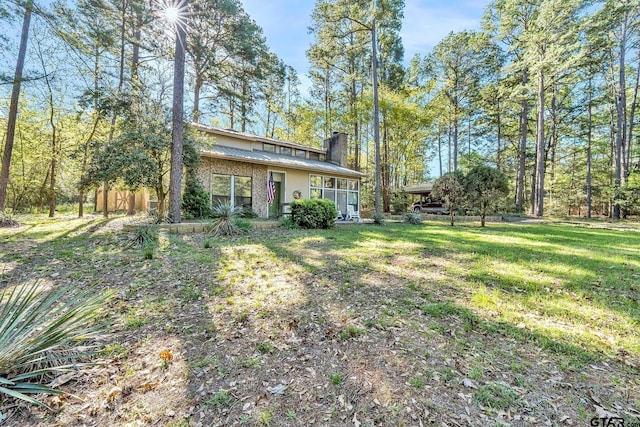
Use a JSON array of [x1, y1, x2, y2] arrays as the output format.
[[461, 378, 477, 389], [353, 413, 360, 427], [267, 383, 288, 394]]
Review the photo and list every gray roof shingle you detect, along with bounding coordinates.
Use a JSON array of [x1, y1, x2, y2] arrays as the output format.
[[201, 145, 365, 177]]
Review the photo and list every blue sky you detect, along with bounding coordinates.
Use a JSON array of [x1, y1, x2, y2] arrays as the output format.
[[240, 0, 491, 91]]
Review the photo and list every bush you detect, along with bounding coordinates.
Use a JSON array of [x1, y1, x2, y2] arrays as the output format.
[[290, 199, 337, 229], [207, 202, 252, 236], [0, 281, 110, 407], [390, 192, 411, 214], [132, 226, 158, 247], [372, 212, 386, 225], [239, 207, 259, 218], [280, 216, 299, 230], [182, 174, 211, 219], [464, 165, 509, 227], [403, 211, 422, 225], [0, 211, 19, 228]]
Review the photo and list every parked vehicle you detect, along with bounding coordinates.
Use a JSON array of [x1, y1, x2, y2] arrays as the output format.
[[411, 198, 447, 214]]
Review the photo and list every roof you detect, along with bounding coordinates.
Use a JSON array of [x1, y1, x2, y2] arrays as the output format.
[[191, 122, 326, 154], [201, 145, 365, 178], [403, 183, 434, 194]]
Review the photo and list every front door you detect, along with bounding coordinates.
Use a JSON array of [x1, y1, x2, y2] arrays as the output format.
[[268, 182, 281, 218]]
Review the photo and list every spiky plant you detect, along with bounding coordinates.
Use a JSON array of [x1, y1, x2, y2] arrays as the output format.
[[372, 212, 386, 225], [0, 281, 110, 407], [132, 226, 158, 247], [403, 211, 423, 225], [207, 202, 251, 237], [0, 211, 19, 228]]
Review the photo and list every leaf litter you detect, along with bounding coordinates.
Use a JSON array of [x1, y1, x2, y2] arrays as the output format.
[[0, 216, 637, 426]]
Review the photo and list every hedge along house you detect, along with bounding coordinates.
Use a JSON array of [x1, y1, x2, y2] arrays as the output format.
[[192, 123, 365, 219]]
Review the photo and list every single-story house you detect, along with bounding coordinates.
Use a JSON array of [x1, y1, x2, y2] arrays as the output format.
[[192, 123, 365, 219]]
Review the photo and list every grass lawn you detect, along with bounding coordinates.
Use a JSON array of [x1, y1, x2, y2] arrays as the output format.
[[0, 214, 639, 426]]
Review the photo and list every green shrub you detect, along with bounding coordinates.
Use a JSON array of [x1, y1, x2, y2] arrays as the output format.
[[0, 281, 110, 407], [372, 212, 386, 225], [403, 211, 422, 225], [280, 216, 299, 229], [239, 207, 259, 218], [182, 174, 212, 219], [390, 192, 411, 214], [290, 199, 337, 229], [207, 202, 251, 237], [0, 211, 19, 228], [133, 226, 158, 247]]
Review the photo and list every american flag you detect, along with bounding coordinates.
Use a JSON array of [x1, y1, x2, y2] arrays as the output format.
[[267, 172, 276, 204]]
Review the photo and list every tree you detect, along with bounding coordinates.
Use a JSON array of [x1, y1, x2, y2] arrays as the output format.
[[168, 0, 189, 224], [428, 30, 499, 172], [464, 165, 508, 227], [432, 170, 465, 226], [0, 1, 32, 211]]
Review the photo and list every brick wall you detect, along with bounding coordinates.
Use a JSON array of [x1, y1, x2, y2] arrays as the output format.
[[198, 158, 269, 218]]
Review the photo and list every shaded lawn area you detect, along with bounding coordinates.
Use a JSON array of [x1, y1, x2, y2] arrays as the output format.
[[0, 215, 639, 426]]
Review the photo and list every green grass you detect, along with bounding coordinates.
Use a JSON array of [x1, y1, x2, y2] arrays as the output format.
[[2, 215, 640, 425], [205, 390, 233, 410]]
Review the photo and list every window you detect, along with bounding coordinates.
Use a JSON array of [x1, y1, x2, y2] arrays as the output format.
[[280, 146, 292, 155], [308, 152, 320, 160], [235, 176, 252, 208], [211, 174, 252, 209], [263, 143, 276, 153], [324, 177, 335, 188], [295, 149, 306, 158], [310, 175, 322, 188], [309, 174, 360, 214], [212, 175, 231, 206]]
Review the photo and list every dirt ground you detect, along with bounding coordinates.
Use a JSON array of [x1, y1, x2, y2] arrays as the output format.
[[0, 215, 638, 426]]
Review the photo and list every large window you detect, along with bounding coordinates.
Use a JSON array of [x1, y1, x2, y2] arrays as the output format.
[[309, 174, 359, 214], [211, 174, 252, 209]]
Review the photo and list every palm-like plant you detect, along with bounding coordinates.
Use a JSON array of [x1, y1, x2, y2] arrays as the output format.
[[0, 281, 109, 407], [207, 202, 251, 236]]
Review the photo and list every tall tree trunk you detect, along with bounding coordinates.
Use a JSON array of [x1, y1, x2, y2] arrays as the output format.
[[168, 0, 188, 223], [625, 49, 640, 181], [613, 13, 628, 219], [0, 4, 31, 211], [103, 0, 128, 219], [193, 74, 202, 123], [453, 99, 459, 171], [438, 126, 442, 177], [586, 77, 593, 219], [534, 71, 546, 217], [447, 115, 452, 174], [372, 17, 381, 215], [516, 69, 528, 213], [79, 46, 102, 218], [548, 85, 557, 212], [496, 98, 502, 170], [38, 168, 50, 214], [128, 12, 141, 217]]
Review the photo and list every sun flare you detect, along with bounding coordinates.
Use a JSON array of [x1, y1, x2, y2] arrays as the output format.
[[165, 6, 179, 23]]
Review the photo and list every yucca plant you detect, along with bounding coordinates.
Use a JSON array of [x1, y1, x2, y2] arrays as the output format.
[[403, 211, 423, 225], [132, 225, 158, 247], [372, 212, 386, 225], [207, 202, 251, 237], [0, 211, 19, 228], [0, 281, 110, 407]]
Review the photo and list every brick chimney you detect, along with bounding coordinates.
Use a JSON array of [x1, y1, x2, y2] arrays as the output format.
[[323, 131, 347, 167]]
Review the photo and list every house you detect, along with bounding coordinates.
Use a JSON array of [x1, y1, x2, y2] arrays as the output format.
[[192, 123, 364, 219]]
